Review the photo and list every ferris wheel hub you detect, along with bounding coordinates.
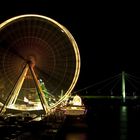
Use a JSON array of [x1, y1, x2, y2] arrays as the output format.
[[27, 56, 36, 68]]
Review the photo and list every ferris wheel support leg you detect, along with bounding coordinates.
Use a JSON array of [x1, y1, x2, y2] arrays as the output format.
[[9, 65, 29, 105], [29, 65, 50, 115], [0, 64, 29, 115]]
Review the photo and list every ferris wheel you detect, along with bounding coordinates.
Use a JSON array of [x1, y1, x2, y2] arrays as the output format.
[[0, 14, 80, 114]]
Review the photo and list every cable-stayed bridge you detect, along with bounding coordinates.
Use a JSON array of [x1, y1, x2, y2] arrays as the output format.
[[72, 71, 140, 104]]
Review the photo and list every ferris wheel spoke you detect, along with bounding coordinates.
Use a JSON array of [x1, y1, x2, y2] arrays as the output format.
[[8, 48, 27, 62]]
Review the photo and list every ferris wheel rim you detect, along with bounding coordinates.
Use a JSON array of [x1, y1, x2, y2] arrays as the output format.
[[0, 14, 81, 109]]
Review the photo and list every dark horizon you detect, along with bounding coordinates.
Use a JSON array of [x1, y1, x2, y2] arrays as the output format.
[[0, 1, 139, 91]]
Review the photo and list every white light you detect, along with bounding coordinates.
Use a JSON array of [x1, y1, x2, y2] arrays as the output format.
[[73, 95, 82, 106], [24, 97, 29, 103]]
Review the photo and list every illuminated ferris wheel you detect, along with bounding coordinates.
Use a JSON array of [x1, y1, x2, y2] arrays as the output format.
[[0, 14, 80, 114]]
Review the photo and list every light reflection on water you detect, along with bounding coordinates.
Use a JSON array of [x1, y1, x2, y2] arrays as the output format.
[[120, 106, 128, 140], [66, 133, 87, 140]]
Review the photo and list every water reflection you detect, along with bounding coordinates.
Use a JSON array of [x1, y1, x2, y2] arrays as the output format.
[[62, 117, 88, 140], [120, 106, 128, 140], [66, 133, 87, 140]]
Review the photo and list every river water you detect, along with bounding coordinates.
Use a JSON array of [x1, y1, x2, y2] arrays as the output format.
[[61, 99, 140, 140]]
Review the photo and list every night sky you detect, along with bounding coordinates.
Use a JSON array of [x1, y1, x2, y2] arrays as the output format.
[[0, 1, 139, 92]]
